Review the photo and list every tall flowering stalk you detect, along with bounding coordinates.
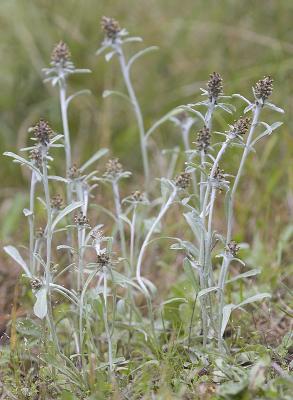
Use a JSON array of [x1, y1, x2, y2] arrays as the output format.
[[43, 41, 91, 204], [217, 76, 283, 351], [97, 17, 159, 187]]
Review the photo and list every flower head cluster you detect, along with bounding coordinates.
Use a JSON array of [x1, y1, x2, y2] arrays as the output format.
[[253, 76, 273, 103], [174, 172, 191, 190], [207, 72, 223, 102], [30, 278, 42, 290], [231, 117, 251, 137], [91, 228, 106, 256], [68, 164, 81, 180], [103, 158, 131, 182], [30, 119, 53, 146], [74, 211, 90, 227], [210, 166, 229, 191], [96, 252, 112, 268], [225, 240, 240, 257], [123, 190, 149, 206], [196, 126, 211, 153], [101, 16, 121, 41], [97, 16, 129, 56], [51, 194, 63, 210], [51, 41, 72, 68], [29, 147, 42, 167], [43, 41, 90, 87]]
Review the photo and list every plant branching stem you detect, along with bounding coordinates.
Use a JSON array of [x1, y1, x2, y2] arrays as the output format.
[[59, 84, 72, 201], [136, 188, 177, 296], [41, 148, 59, 351], [29, 172, 37, 274], [112, 180, 127, 266], [103, 267, 113, 373], [218, 104, 261, 351]]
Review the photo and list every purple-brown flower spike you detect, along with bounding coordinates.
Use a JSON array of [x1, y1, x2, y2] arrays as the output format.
[[207, 72, 223, 102]]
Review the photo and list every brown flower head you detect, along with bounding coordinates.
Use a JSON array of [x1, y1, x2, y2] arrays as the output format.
[[31, 119, 53, 146], [101, 16, 121, 40], [196, 126, 211, 153], [207, 72, 223, 102], [212, 166, 225, 181], [225, 240, 240, 257], [104, 158, 123, 179], [68, 164, 81, 180], [96, 252, 111, 268], [175, 172, 191, 190], [30, 278, 42, 290], [29, 147, 42, 167], [74, 211, 89, 227], [51, 194, 63, 210], [253, 76, 273, 102], [232, 117, 251, 136], [51, 41, 71, 67], [131, 190, 143, 202]]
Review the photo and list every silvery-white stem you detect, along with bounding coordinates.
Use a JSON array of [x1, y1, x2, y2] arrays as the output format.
[[112, 180, 127, 263], [41, 148, 59, 350], [116, 45, 150, 186], [29, 172, 37, 274], [103, 267, 113, 372], [182, 124, 197, 195], [218, 104, 262, 351], [59, 84, 72, 203], [130, 206, 137, 269]]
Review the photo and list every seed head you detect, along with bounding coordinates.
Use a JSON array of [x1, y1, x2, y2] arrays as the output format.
[[212, 166, 225, 181], [207, 72, 223, 102], [68, 164, 81, 180], [29, 147, 42, 167], [196, 126, 211, 153], [101, 16, 121, 40], [96, 253, 111, 268], [51, 41, 71, 67], [74, 211, 89, 227], [232, 117, 251, 136], [90, 228, 104, 241], [51, 194, 63, 210], [175, 172, 191, 190], [253, 76, 273, 102], [225, 241, 240, 257], [131, 190, 143, 202], [31, 119, 53, 146], [104, 158, 123, 179], [30, 278, 42, 290]]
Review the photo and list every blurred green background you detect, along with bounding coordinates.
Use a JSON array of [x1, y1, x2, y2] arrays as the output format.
[[0, 0, 292, 252]]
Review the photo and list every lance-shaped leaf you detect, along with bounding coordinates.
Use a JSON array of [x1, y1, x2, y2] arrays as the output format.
[[103, 90, 131, 104], [127, 46, 159, 70], [80, 148, 109, 172], [4, 152, 42, 179], [52, 201, 83, 231], [4, 245, 32, 278], [221, 304, 234, 337], [198, 286, 219, 299], [145, 107, 185, 140], [33, 287, 48, 319], [220, 292, 271, 337], [226, 269, 261, 284]]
